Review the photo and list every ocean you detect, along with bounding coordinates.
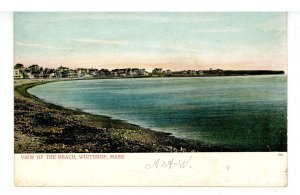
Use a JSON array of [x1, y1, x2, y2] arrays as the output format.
[[28, 75, 287, 151]]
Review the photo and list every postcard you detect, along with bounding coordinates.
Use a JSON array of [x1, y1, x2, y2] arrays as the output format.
[[14, 12, 287, 186]]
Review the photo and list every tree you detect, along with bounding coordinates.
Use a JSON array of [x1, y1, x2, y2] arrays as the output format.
[[14, 63, 24, 69]]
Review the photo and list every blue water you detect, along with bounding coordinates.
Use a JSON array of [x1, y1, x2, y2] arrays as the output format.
[[28, 76, 287, 151]]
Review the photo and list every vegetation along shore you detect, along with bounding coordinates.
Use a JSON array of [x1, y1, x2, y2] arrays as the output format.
[[14, 79, 236, 153]]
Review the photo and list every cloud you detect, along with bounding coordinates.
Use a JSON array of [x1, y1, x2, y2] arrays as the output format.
[[50, 14, 216, 24], [70, 38, 201, 54], [15, 41, 71, 50], [195, 27, 245, 33], [70, 39, 127, 46]]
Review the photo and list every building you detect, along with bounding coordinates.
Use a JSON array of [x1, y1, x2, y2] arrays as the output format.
[[112, 69, 127, 76], [42, 68, 55, 78], [152, 68, 163, 74], [187, 70, 196, 75], [27, 64, 42, 78], [125, 68, 133, 76], [49, 73, 56, 78], [23, 71, 35, 79], [143, 71, 149, 76], [99, 69, 111, 76], [67, 69, 76, 78], [163, 70, 172, 75], [76, 68, 87, 77], [138, 68, 148, 76], [55, 70, 63, 78], [57, 66, 69, 72], [13, 69, 24, 79], [131, 68, 140, 76], [196, 70, 204, 75], [179, 70, 188, 76], [111, 69, 118, 76], [55, 66, 69, 78], [89, 69, 99, 76]]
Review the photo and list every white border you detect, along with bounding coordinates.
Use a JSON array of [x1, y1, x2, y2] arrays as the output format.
[[1, 10, 300, 195], [287, 12, 300, 190], [0, 11, 14, 194], [0, 0, 300, 12]]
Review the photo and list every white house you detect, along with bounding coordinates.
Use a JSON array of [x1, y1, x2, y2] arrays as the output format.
[[14, 69, 24, 79]]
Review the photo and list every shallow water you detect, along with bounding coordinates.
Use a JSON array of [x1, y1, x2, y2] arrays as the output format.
[[28, 75, 287, 151]]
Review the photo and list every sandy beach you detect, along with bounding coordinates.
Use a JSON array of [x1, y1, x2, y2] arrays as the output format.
[[14, 79, 230, 153]]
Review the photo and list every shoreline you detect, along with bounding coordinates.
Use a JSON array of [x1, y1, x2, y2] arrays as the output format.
[[15, 79, 232, 153]]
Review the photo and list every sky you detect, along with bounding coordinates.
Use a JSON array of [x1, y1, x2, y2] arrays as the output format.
[[14, 12, 287, 71]]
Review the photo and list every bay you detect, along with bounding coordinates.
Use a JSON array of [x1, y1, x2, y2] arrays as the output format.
[[28, 75, 287, 151]]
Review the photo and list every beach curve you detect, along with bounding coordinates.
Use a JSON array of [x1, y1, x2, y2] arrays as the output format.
[[14, 79, 229, 153]]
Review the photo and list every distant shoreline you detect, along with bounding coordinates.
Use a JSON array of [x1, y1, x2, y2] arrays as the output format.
[[14, 71, 286, 82], [14, 62, 285, 80]]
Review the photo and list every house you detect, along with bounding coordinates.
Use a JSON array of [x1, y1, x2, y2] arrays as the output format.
[[76, 68, 87, 77], [55, 70, 63, 78], [49, 73, 56, 78], [171, 71, 181, 76], [152, 68, 163, 74], [179, 70, 188, 76], [89, 69, 99, 76], [137, 68, 148, 76], [27, 64, 42, 78], [131, 68, 140, 76], [143, 71, 149, 76], [67, 69, 76, 78], [187, 70, 196, 75], [99, 69, 111, 76], [163, 70, 172, 75], [14, 63, 25, 79], [126, 68, 133, 76], [53, 66, 69, 78], [57, 65, 69, 72], [216, 69, 224, 74], [23, 71, 35, 79], [42, 68, 55, 78], [111, 69, 119, 76], [114, 69, 127, 76], [39, 71, 44, 78], [196, 70, 204, 75], [13, 69, 24, 79]]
